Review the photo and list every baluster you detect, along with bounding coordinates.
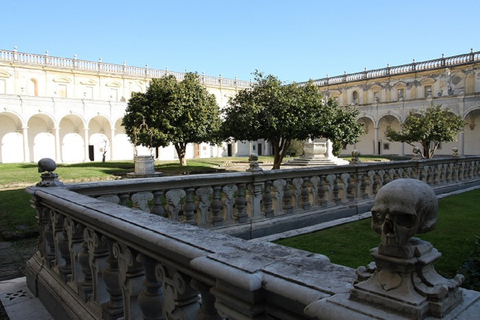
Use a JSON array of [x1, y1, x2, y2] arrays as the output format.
[[377, 169, 385, 190], [102, 237, 124, 320], [183, 188, 196, 225], [191, 279, 221, 320], [151, 190, 166, 216], [222, 184, 238, 223], [65, 217, 89, 298], [317, 175, 327, 207], [262, 180, 274, 218], [119, 193, 129, 207], [132, 191, 154, 212], [50, 210, 64, 271], [211, 186, 223, 226], [292, 178, 303, 209], [137, 255, 163, 320], [346, 174, 355, 202], [166, 189, 186, 221], [52, 211, 70, 280], [419, 166, 427, 183], [368, 170, 378, 196], [332, 174, 341, 204], [247, 182, 264, 220], [155, 265, 199, 319], [84, 228, 110, 308], [358, 172, 368, 199], [283, 179, 293, 214], [37, 205, 54, 265], [309, 176, 320, 207], [234, 183, 248, 223], [114, 243, 144, 320], [78, 236, 93, 301], [301, 177, 311, 209], [196, 187, 212, 226], [272, 179, 286, 215]]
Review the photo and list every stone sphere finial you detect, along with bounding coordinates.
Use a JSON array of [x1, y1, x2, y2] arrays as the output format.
[[371, 179, 438, 246]]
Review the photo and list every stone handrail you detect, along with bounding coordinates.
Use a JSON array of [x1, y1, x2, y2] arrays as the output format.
[[26, 157, 480, 319], [27, 175, 356, 319], [0, 47, 253, 88], [66, 157, 480, 239], [310, 50, 479, 86]]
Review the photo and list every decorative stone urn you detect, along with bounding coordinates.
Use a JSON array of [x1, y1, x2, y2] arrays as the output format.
[[303, 140, 328, 158]]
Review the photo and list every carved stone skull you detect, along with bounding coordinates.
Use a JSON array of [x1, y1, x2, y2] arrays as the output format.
[[371, 179, 438, 246]]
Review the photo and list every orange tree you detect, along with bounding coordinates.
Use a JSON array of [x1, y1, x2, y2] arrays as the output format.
[[122, 73, 221, 166], [385, 105, 465, 159], [222, 71, 362, 169]]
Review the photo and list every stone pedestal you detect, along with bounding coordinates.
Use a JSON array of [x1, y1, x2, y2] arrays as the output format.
[[286, 139, 349, 167], [127, 155, 162, 178]]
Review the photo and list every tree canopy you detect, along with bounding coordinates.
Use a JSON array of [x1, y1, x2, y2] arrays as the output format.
[[122, 72, 221, 166], [385, 104, 465, 159], [222, 71, 362, 169]]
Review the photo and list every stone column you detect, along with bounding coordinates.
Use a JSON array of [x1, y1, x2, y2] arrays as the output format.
[[22, 126, 30, 162], [84, 128, 89, 162], [374, 125, 379, 155], [54, 126, 61, 163], [110, 128, 115, 161]]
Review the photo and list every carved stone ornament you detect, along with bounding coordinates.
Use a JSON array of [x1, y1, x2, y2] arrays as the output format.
[[351, 179, 464, 319], [371, 178, 438, 246], [36, 158, 64, 187]]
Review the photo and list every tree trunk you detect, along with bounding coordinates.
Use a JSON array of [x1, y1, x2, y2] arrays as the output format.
[[175, 143, 188, 166]]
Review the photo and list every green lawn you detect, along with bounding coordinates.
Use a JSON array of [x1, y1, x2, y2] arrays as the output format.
[[0, 157, 271, 237], [276, 188, 480, 285]]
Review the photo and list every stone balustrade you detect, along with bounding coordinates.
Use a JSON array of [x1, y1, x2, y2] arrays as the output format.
[[67, 156, 480, 239], [0, 47, 253, 88], [310, 49, 479, 86], [26, 157, 480, 319]]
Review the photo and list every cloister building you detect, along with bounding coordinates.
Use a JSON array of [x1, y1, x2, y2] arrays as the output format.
[[313, 50, 480, 157], [0, 48, 479, 163]]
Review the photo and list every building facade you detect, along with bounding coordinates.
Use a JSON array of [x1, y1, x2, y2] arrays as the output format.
[[0, 48, 269, 163], [1, 48, 479, 164], [313, 50, 480, 157]]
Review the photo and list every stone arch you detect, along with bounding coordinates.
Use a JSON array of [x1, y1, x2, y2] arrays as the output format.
[[87, 115, 113, 162], [464, 107, 480, 155], [354, 116, 376, 155], [27, 113, 57, 162], [113, 117, 134, 160], [60, 114, 86, 163], [378, 114, 402, 155], [0, 112, 24, 163]]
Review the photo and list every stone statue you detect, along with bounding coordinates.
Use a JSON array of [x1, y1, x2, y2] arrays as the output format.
[[371, 178, 437, 245], [351, 179, 464, 319], [36, 158, 63, 187]]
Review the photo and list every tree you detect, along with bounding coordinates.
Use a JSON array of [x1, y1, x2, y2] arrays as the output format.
[[122, 72, 222, 166], [222, 71, 362, 169], [385, 105, 465, 159]]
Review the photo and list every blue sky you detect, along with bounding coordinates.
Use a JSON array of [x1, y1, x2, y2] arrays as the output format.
[[1, 0, 478, 83]]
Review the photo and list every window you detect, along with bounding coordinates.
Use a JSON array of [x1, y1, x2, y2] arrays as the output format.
[[57, 84, 67, 98], [383, 143, 390, 150], [373, 91, 380, 103], [424, 85, 432, 98], [352, 91, 358, 104], [397, 88, 404, 101]]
